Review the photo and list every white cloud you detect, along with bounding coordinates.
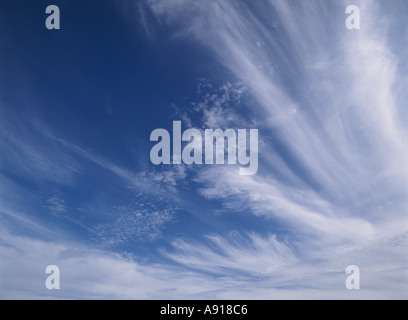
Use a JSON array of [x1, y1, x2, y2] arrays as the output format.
[[0, 229, 218, 299], [1, 227, 406, 299], [93, 196, 178, 247], [0, 113, 186, 251], [138, 0, 408, 298], [142, 0, 408, 228], [163, 231, 298, 276], [172, 80, 250, 130], [44, 196, 66, 216]]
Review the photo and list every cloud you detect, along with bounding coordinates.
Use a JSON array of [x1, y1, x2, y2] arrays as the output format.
[[46, 133, 188, 196], [142, 0, 408, 232], [0, 111, 185, 249], [163, 231, 298, 276], [0, 229, 219, 299], [1, 226, 406, 299], [43, 196, 66, 216], [93, 196, 179, 247], [171, 80, 251, 130], [0, 113, 81, 186], [137, 0, 408, 297]]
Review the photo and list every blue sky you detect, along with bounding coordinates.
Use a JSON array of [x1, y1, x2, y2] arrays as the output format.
[[0, 0, 407, 299]]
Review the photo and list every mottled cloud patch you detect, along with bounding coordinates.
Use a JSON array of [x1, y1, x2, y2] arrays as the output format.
[[93, 197, 179, 247]]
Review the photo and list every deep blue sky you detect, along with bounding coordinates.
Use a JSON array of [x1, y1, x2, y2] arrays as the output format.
[[0, 0, 277, 257]]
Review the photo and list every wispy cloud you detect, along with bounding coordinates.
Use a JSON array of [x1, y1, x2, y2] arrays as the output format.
[[0, 109, 184, 249], [1, 226, 406, 299], [0, 113, 81, 186], [163, 231, 298, 276], [138, 0, 408, 296], [0, 229, 219, 299]]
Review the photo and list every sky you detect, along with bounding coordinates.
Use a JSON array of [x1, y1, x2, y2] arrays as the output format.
[[0, 0, 407, 299]]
